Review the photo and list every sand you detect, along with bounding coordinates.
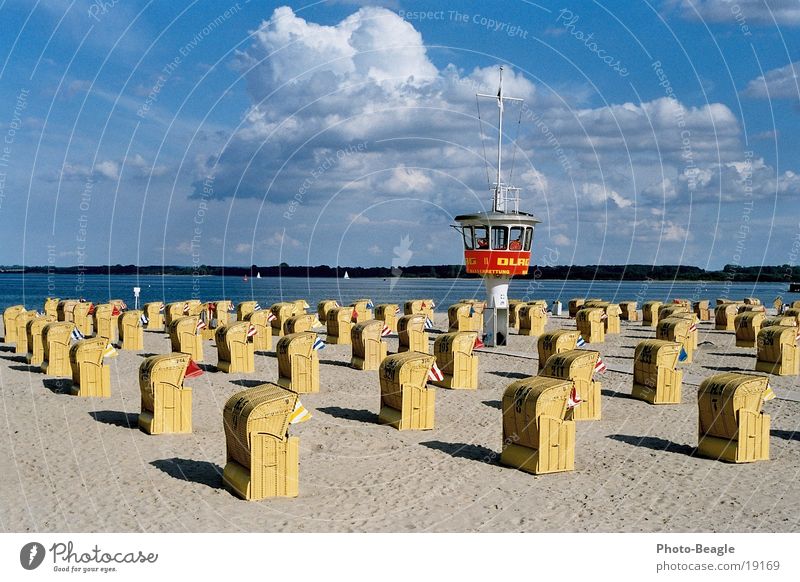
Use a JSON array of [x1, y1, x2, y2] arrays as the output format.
[[1, 310, 799, 533]]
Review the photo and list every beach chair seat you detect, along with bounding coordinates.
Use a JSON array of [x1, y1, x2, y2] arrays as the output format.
[[696, 372, 772, 463], [755, 326, 799, 376], [378, 351, 436, 430], [118, 310, 144, 350], [244, 310, 273, 352], [168, 316, 203, 361], [326, 306, 353, 345], [26, 315, 56, 366], [540, 349, 602, 420], [631, 339, 683, 404], [143, 302, 165, 331], [641, 301, 662, 327], [41, 322, 74, 377], [223, 384, 300, 500], [138, 352, 192, 434], [276, 332, 319, 393], [397, 314, 429, 354], [351, 320, 388, 371], [430, 331, 478, 390], [374, 303, 399, 333], [576, 307, 604, 343], [69, 338, 111, 397], [500, 376, 576, 474], [216, 322, 255, 374], [568, 298, 585, 318], [656, 317, 694, 363]]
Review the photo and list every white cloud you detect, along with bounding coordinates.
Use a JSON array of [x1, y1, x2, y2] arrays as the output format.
[[234, 243, 252, 254], [551, 233, 572, 246], [666, 0, 800, 25], [742, 61, 800, 99]]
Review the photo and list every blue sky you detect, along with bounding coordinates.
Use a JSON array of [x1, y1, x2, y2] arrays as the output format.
[[0, 0, 798, 269]]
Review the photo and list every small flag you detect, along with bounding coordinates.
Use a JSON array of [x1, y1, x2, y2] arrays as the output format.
[[469, 306, 476, 317], [288, 399, 312, 424], [381, 325, 392, 337], [253, 303, 262, 311], [227, 303, 235, 313], [333, 301, 340, 308], [430, 300, 436, 308], [111, 305, 121, 317], [689, 323, 698, 333], [120, 301, 127, 310], [351, 308, 358, 322], [70, 328, 85, 342], [567, 386, 583, 409], [313, 337, 326, 351], [183, 302, 190, 314], [474, 336, 485, 349], [497, 81, 504, 111], [196, 319, 207, 332], [678, 347, 688, 362], [246, 324, 257, 338], [139, 313, 149, 326], [208, 302, 217, 313], [424, 316, 434, 330], [103, 343, 118, 358], [394, 306, 400, 315], [600, 312, 608, 320], [159, 303, 165, 313], [420, 301, 426, 309], [185, 359, 204, 378], [267, 312, 277, 322], [428, 361, 444, 382], [366, 300, 374, 309], [763, 383, 776, 402], [87, 304, 96, 315], [673, 299, 682, 304], [594, 357, 607, 374], [576, 335, 586, 347]]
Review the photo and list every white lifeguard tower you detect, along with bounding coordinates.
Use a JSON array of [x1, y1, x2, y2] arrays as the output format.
[[453, 66, 540, 346]]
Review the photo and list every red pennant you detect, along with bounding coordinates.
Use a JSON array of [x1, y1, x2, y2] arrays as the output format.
[[111, 306, 121, 316], [351, 308, 358, 322], [88, 304, 96, 315], [185, 359, 204, 378], [474, 336, 485, 349]]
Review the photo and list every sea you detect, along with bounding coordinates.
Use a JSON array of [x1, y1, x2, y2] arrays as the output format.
[[1, 273, 797, 311]]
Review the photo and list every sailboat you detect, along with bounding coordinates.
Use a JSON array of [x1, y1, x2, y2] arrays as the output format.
[[343, 271, 350, 280], [256, 272, 261, 279]]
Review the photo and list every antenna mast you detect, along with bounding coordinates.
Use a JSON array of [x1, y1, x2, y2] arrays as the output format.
[[477, 66, 523, 213]]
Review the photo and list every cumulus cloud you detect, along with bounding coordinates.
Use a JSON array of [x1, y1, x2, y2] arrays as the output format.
[[666, 0, 800, 26], [742, 61, 800, 99], [180, 5, 797, 267]]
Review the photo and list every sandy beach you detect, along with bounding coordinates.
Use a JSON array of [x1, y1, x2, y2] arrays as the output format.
[[1, 310, 798, 533]]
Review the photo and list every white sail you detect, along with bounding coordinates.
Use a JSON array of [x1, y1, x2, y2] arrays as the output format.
[[343, 271, 350, 279], [256, 272, 261, 279]]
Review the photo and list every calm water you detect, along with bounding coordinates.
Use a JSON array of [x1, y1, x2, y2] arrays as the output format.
[[1, 273, 796, 311]]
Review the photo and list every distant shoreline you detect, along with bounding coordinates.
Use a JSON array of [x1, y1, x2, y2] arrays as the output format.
[[1, 263, 798, 283]]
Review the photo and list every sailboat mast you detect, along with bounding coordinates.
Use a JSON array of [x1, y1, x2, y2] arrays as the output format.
[[496, 65, 503, 210]]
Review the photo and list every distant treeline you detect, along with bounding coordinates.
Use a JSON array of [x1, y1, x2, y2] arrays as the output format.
[[2, 263, 799, 282]]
